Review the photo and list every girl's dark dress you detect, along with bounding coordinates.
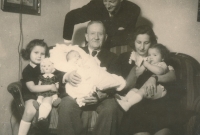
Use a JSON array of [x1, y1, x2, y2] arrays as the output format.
[[21, 64, 41, 101], [21, 64, 65, 101], [118, 52, 184, 135]]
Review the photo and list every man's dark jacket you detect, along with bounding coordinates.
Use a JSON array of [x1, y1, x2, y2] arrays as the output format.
[[63, 0, 140, 49]]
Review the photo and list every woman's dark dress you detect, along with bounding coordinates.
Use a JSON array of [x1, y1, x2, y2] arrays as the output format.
[[21, 64, 41, 101], [118, 52, 183, 134]]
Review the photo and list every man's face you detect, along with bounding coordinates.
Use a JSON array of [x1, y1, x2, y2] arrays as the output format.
[[85, 23, 107, 50], [103, 0, 122, 14]]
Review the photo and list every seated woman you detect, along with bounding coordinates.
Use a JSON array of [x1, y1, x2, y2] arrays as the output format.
[[117, 25, 182, 135], [116, 43, 170, 111]]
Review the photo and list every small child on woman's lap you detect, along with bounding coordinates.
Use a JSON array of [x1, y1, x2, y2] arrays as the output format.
[[116, 44, 170, 111]]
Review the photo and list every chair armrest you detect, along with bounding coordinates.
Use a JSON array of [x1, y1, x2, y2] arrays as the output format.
[[7, 81, 24, 116], [193, 73, 200, 114]]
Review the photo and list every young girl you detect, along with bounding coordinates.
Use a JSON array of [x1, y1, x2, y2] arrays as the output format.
[[18, 39, 58, 135], [32, 58, 61, 122], [116, 43, 170, 111]]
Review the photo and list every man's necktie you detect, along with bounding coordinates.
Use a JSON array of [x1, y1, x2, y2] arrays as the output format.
[[92, 50, 97, 57]]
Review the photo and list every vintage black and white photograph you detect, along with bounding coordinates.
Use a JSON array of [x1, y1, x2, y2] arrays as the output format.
[[0, 0, 200, 135]]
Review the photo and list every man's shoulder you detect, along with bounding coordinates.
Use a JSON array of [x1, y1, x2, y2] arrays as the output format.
[[123, 0, 140, 9], [100, 49, 117, 57], [122, 0, 140, 13], [22, 64, 36, 74], [80, 46, 89, 53]]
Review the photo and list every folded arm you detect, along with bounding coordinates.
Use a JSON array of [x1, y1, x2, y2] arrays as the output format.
[[143, 61, 167, 75], [26, 81, 57, 93]]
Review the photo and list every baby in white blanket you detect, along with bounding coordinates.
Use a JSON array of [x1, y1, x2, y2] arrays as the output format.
[[50, 45, 126, 107]]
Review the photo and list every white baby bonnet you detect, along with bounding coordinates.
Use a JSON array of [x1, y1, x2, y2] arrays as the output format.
[[49, 44, 90, 72]]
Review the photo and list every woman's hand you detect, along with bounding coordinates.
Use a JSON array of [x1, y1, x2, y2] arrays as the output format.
[[66, 70, 81, 87], [143, 77, 157, 98]]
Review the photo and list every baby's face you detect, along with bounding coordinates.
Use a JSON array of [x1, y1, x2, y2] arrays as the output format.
[[66, 51, 81, 64], [148, 48, 163, 64]]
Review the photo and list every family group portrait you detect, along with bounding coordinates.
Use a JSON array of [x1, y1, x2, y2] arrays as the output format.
[[1, 0, 200, 135]]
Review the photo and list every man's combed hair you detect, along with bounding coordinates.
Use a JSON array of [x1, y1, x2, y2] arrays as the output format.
[[86, 20, 107, 34], [21, 39, 49, 60]]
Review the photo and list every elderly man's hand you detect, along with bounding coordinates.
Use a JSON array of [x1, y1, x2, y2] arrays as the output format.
[[66, 70, 81, 87], [82, 96, 99, 105], [82, 91, 108, 105]]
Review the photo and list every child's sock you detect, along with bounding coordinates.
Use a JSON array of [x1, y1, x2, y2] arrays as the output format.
[[38, 103, 52, 120], [18, 120, 31, 135], [116, 92, 142, 111]]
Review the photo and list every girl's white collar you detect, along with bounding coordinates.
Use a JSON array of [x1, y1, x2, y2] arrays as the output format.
[[29, 62, 37, 68], [43, 73, 54, 78]]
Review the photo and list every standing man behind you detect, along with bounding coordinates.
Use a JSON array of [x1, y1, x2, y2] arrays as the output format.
[[63, 0, 140, 50], [58, 21, 122, 135]]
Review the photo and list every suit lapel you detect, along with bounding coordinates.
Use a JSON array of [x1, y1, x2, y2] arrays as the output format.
[[82, 46, 90, 54]]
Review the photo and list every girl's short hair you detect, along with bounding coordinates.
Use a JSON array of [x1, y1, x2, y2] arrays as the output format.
[[129, 25, 157, 50], [21, 39, 49, 60], [150, 43, 170, 61]]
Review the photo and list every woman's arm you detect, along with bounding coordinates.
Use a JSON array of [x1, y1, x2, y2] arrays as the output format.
[[26, 81, 57, 93], [143, 70, 176, 98], [143, 61, 166, 75], [157, 70, 176, 83]]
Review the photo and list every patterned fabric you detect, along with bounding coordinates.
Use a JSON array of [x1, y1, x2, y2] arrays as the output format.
[[37, 75, 58, 97]]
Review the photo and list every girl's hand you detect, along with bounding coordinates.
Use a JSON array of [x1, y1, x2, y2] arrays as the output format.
[[51, 84, 58, 91]]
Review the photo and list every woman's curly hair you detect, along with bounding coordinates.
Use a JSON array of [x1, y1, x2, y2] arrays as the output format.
[[129, 25, 157, 50], [21, 39, 49, 60]]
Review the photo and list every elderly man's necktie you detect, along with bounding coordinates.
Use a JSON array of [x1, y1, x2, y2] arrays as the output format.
[[92, 50, 97, 57]]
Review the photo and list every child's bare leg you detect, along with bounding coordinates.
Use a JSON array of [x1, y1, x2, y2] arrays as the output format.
[[18, 99, 37, 135], [38, 96, 52, 120], [116, 88, 143, 111], [33, 95, 44, 110], [52, 94, 61, 107]]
